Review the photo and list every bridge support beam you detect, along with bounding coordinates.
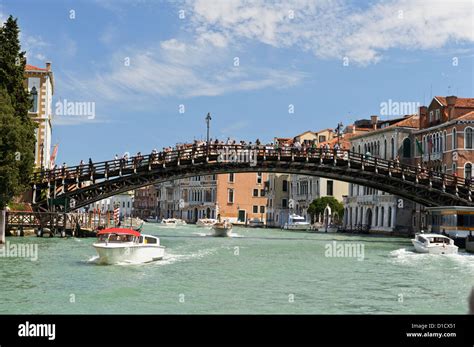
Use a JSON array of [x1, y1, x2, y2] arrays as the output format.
[[0, 209, 6, 244]]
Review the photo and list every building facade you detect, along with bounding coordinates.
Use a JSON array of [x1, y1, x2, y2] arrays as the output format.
[[133, 185, 158, 219], [87, 191, 134, 218], [414, 96, 474, 178], [343, 115, 420, 234], [216, 172, 268, 224], [24, 62, 54, 169]]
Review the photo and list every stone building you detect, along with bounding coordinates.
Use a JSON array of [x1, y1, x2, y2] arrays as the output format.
[[24, 62, 54, 169], [343, 115, 420, 234]]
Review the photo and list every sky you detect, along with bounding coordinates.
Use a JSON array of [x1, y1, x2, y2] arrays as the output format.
[[1, 0, 473, 165]]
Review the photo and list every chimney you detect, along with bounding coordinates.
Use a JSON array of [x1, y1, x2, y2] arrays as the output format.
[[446, 95, 457, 120], [370, 115, 378, 130], [45, 61, 51, 71], [419, 106, 427, 128]]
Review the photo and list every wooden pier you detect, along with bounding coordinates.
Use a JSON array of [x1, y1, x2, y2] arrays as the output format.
[[5, 211, 118, 237]]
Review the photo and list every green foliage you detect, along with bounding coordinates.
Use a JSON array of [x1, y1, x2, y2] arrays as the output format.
[[0, 16, 36, 209], [307, 196, 344, 219]]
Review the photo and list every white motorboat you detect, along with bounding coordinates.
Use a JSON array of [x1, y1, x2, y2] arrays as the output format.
[[212, 220, 232, 237], [93, 228, 165, 265], [283, 214, 311, 230], [248, 218, 265, 228], [196, 218, 217, 228], [411, 233, 458, 255], [160, 218, 187, 227], [145, 217, 160, 223]]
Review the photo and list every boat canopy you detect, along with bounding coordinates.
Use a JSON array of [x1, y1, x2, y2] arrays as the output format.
[[97, 228, 141, 237]]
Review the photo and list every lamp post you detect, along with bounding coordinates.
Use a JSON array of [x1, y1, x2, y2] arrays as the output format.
[[205, 112, 211, 143], [205, 112, 212, 155], [335, 122, 343, 147]]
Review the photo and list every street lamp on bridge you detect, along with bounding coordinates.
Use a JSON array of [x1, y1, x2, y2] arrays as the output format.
[[205, 112, 212, 144]]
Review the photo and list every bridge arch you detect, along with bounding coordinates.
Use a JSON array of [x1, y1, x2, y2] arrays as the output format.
[[31, 145, 473, 212]]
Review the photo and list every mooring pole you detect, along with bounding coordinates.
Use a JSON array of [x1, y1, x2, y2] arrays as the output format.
[[0, 209, 6, 244]]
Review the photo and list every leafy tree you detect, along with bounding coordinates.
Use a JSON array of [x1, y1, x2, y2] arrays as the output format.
[[307, 196, 344, 222], [0, 16, 36, 209]]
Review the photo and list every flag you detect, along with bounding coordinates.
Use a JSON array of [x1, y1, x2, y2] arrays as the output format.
[[416, 139, 423, 155], [50, 143, 59, 169]]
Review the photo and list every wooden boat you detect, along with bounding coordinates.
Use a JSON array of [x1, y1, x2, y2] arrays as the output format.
[[212, 220, 232, 237]]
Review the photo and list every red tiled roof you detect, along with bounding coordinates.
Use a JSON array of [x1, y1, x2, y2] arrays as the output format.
[[455, 110, 474, 121], [387, 115, 419, 128], [435, 96, 474, 108], [25, 64, 48, 72]]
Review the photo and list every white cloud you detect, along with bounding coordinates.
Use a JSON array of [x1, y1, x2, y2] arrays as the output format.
[[63, 37, 305, 101], [186, 0, 474, 65], [21, 33, 50, 64]]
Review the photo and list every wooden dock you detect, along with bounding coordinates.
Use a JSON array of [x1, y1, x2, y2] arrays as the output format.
[[5, 211, 118, 237]]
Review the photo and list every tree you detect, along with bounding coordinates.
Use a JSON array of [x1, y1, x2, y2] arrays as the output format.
[[307, 196, 344, 223], [0, 16, 36, 209]]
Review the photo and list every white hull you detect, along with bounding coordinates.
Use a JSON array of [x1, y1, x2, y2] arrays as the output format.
[[212, 225, 232, 237], [411, 240, 458, 255], [284, 224, 311, 230], [93, 243, 165, 264]]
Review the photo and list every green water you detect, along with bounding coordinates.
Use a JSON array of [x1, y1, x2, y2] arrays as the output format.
[[1, 225, 473, 314]]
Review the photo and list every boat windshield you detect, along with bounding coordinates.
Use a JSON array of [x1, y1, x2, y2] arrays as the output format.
[[429, 237, 450, 244], [98, 233, 136, 243]]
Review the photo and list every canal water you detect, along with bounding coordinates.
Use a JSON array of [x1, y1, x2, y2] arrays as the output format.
[[1, 225, 473, 314]]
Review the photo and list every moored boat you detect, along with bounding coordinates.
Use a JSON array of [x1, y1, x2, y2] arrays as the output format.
[[92, 228, 165, 265], [145, 217, 160, 223], [248, 218, 265, 228], [212, 220, 232, 237], [160, 218, 187, 227], [411, 232, 458, 255], [283, 214, 311, 231], [466, 231, 474, 253], [196, 218, 217, 228]]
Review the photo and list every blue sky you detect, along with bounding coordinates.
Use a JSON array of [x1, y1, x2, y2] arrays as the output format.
[[1, 0, 473, 164]]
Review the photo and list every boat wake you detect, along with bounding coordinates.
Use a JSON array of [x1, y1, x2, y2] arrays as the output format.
[[192, 232, 243, 238], [389, 247, 474, 270]]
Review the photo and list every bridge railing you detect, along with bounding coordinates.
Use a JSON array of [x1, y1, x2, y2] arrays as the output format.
[[31, 144, 473, 196]]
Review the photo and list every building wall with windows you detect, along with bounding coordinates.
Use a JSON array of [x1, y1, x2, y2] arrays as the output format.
[[216, 172, 268, 224], [24, 62, 54, 169], [413, 96, 474, 180], [266, 173, 290, 227], [343, 115, 420, 234], [133, 185, 157, 218], [87, 191, 134, 218]]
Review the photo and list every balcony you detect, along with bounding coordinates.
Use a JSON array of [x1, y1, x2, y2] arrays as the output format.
[[422, 152, 442, 162]]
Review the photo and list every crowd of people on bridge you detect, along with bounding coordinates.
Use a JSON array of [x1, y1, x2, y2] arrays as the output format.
[[39, 137, 471, 189]]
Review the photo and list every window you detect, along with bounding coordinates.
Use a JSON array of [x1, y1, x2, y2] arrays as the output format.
[[229, 173, 234, 182], [253, 189, 259, 197], [326, 180, 333, 196], [452, 163, 457, 174], [122, 202, 125, 208], [260, 206, 265, 213], [282, 199, 287, 208], [435, 109, 440, 120], [429, 111, 433, 122], [384, 139, 387, 159], [465, 163, 472, 180], [260, 189, 265, 197], [228, 189, 234, 203], [390, 138, 395, 159], [466, 128, 473, 149], [319, 135, 326, 143], [282, 180, 288, 192], [257, 172, 262, 184], [402, 138, 411, 158], [444, 131, 447, 151], [127, 202, 130, 208], [253, 205, 258, 213], [452, 128, 457, 150], [29, 86, 38, 113]]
